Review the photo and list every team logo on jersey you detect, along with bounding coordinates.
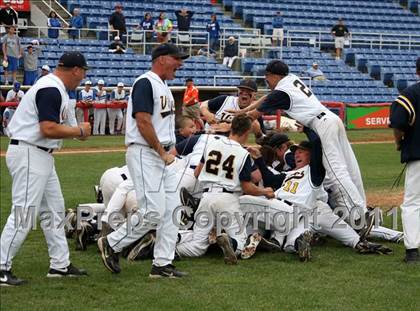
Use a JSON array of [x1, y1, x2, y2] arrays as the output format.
[[160, 95, 174, 118], [283, 171, 305, 184]]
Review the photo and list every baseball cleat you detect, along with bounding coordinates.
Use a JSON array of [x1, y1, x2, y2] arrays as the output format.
[[395, 233, 404, 244], [295, 230, 313, 262], [358, 211, 375, 241], [241, 233, 262, 259], [216, 233, 238, 265], [127, 232, 156, 262], [180, 187, 200, 212], [99, 221, 113, 238], [0, 270, 26, 286], [98, 237, 121, 273], [149, 264, 188, 279], [208, 227, 217, 245], [404, 249, 419, 264], [65, 208, 77, 238], [94, 185, 103, 203], [355, 240, 393, 255], [47, 263, 87, 278], [75, 221, 94, 251], [258, 237, 282, 252]]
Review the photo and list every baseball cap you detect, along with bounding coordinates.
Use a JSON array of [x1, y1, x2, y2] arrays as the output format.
[[312, 62, 318, 66], [41, 64, 50, 72], [58, 51, 89, 70], [151, 43, 189, 61], [267, 133, 290, 148], [265, 60, 289, 76], [14, 81, 21, 89], [97, 79, 105, 85], [85, 80, 92, 85], [114, 36, 120, 41], [290, 141, 313, 152], [117, 82, 124, 87], [237, 79, 258, 92], [27, 44, 33, 50]]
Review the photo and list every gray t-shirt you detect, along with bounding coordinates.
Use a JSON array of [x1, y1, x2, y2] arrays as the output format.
[[2, 34, 20, 58], [23, 46, 41, 71]]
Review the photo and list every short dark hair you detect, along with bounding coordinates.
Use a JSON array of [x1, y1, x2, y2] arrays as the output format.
[[231, 115, 253, 136], [265, 60, 289, 76], [176, 116, 193, 129], [186, 78, 193, 83]]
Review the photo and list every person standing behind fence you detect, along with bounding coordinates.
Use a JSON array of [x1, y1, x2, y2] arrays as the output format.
[[109, 3, 126, 42], [93, 80, 107, 135], [272, 11, 284, 47], [77, 80, 94, 124], [175, 8, 194, 32], [182, 78, 203, 129], [47, 11, 62, 39], [23, 41, 42, 86], [389, 57, 420, 264], [331, 18, 349, 61], [155, 11, 173, 44], [2, 25, 21, 85], [206, 14, 220, 51], [0, 0, 18, 36], [68, 8, 83, 40], [108, 81, 125, 135], [137, 13, 154, 54]]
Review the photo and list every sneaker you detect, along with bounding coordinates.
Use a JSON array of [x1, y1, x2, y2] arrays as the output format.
[[47, 263, 87, 278], [208, 227, 217, 245], [127, 232, 156, 262], [97, 237, 121, 273], [94, 185, 103, 203], [75, 221, 93, 251], [404, 249, 419, 264], [216, 233, 238, 265], [295, 230, 313, 262], [0, 270, 26, 286], [355, 240, 393, 255], [241, 233, 262, 259], [180, 187, 199, 212], [258, 237, 282, 252], [149, 264, 188, 279]]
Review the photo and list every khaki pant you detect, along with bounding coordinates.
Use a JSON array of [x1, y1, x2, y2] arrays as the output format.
[[182, 103, 201, 120]]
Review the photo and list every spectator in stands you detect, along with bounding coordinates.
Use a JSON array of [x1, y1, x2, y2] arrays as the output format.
[[47, 11, 62, 39], [175, 8, 194, 32], [136, 13, 154, 54], [272, 11, 284, 47], [222, 36, 238, 68], [175, 116, 197, 144], [2, 25, 21, 85], [155, 11, 173, 44], [39, 64, 50, 77], [109, 3, 126, 41], [182, 78, 203, 129], [0, 0, 18, 36], [109, 82, 126, 135], [108, 36, 126, 54], [23, 40, 42, 86], [197, 46, 217, 58], [206, 14, 220, 51], [3, 81, 23, 133], [93, 80, 107, 135], [331, 18, 349, 60], [305, 62, 326, 81], [68, 8, 83, 40]]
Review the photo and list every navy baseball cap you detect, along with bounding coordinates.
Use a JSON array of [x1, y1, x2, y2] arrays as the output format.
[[267, 133, 290, 148], [238, 79, 258, 92], [265, 60, 289, 76], [290, 141, 313, 152], [152, 44, 189, 61], [58, 52, 89, 70]]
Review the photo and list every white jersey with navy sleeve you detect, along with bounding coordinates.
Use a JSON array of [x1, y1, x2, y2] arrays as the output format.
[[125, 71, 176, 146], [198, 135, 250, 193], [275, 74, 327, 127], [275, 164, 321, 209], [215, 96, 240, 123], [7, 74, 70, 149]]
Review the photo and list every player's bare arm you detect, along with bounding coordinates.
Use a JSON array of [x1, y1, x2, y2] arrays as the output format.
[[227, 95, 267, 115], [194, 162, 204, 178], [200, 100, 217, 124], [135, 111, 174, 164], [40, 120, 91, 139], [392, 128, 404, 151], [241, 181, 274, 198]]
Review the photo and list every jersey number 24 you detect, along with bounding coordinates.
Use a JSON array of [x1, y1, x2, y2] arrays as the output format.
[[205, 150, 235, 179]]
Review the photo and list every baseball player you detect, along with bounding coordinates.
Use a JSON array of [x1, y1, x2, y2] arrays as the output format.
[[3, 81, 24, 134], [77, 80, 95, 125], [0, 51, 91, 286], [98, 43, 189, 278], [176, 115, 274, 264], [93, 79, 107, 135], [246, 60, 373, 233], [108, 81, 126, 135], [389, 57, 420, 264]]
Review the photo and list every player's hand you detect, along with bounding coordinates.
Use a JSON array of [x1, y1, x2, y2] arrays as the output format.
[[161, 152, 175, 165], [295, 121, 304, 132], [205, 114, 217, 124], [263, 187, 275, 199], [247, 146, 262, 159], [210, 122, 231, 133], [79, 122, 91, 140], [225, 108, 245, 116]]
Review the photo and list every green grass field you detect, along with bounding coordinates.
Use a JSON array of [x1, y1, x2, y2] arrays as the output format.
[[1, 133, 419, 311]]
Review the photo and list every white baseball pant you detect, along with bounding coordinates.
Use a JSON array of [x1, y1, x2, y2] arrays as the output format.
[[107, 145, 181, 267], [0, 144, 70, 271], [176, 192, 247, 257], [311, 111, 367, 220], [93, 108, 107, 135], [107, 108, 123, 135], [100, 179, 135, 224], [99, 168, 128, 208], [401, 160, 420, 249]]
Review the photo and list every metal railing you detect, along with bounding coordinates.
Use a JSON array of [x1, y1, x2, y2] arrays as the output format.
[[212, 75, 312, 89], [42, 0, 70, 27], [20, 25, 119, 41]]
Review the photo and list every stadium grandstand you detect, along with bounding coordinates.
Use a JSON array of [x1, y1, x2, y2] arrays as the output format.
[[1, 0, 419, 134]]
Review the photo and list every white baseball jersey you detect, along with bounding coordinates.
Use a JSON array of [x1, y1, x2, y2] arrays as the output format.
[[125, 71, 176, 146], [275, 74, 327, 127], [214, 96, 240, 123], [112, 89, 126, 100], [275, 164, 321, 209], [187, 134, 211, 167], [95, 88, 107, 103], [198, 135, 250, 193], [7, 74, 70, 149], [80, 88, 95, 101]]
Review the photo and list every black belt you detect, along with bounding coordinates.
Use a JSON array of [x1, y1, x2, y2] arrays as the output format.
[[189, 165, 197, 170], [203, 188, 234, 194], [129, 143, 172, 152], [316, 112, 326, 120], [121, 173, 128, 180], [277, 198, 293, 206], [10, 139, 54, 153]]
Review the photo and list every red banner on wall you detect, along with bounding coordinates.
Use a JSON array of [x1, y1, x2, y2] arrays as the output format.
[[0, 0, 30, 12]]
